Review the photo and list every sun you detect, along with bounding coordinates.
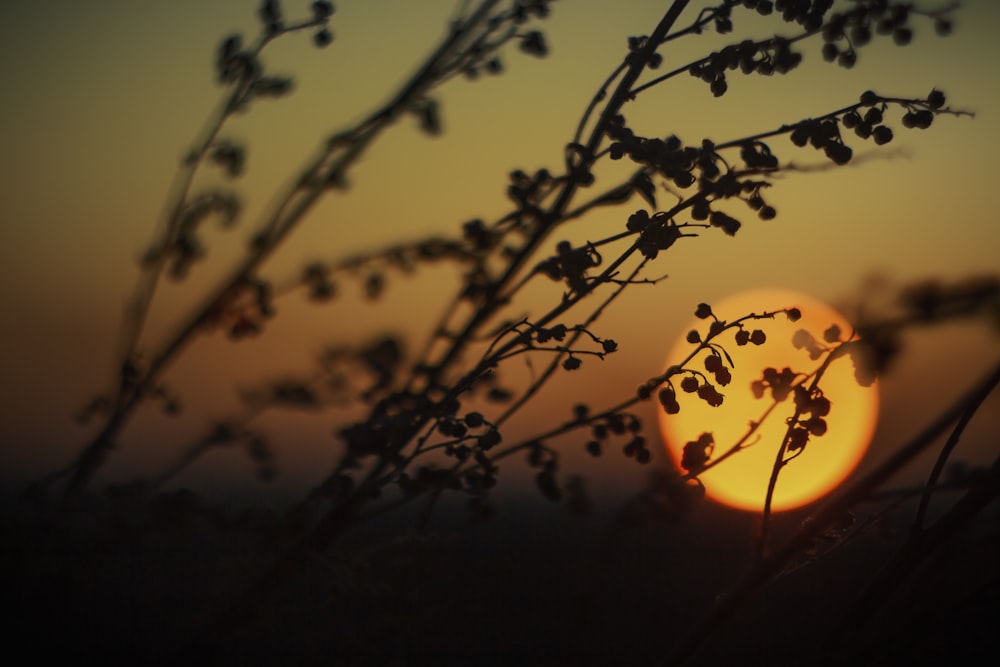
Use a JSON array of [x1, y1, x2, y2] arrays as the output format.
[[657, 289, 879, 512]]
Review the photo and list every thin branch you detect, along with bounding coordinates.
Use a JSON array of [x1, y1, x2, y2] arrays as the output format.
[[413, 1, 692, 395], [913, 379, 992, 532], [833, 443, 1000, 640], [496, 257, 651, 426], [116, 17, 328, 389], [758, 340, 845, 558], [56, 0, 502, 506], [665, 360, 1000, 666]]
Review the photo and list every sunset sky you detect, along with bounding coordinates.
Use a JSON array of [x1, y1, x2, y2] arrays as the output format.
[[1, 0, 998, 508]]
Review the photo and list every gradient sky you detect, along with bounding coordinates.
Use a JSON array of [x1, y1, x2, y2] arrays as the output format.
[[1, 0, 998, 506]]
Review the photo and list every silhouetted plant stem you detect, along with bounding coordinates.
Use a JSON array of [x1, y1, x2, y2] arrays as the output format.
[[833, 445, 1000, 640], [758, 342, 846, 558], [300, 224, 651, 546], [294, 0, 695, 551], [148, 362, 333, 490], [412, 0, 691, 393], [57, 1, 502, 507], [119, 16, 328, 383], [23, 2, 998, 662], [666, 359, 1000, 667], [185, 469, 403, 655], [911, 381, 983, 532], [482, 306, 793, 470], [378, 303, 800, 525], [399, 168, 646, 394], [498, 258, 653, 425], [58, 0, 973, 517], [571, 61, 629, 147], [576, 1, 739, 140]]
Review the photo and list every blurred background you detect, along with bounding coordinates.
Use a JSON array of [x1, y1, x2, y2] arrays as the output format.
[[1, 0, 998, 510], [4, 2, 1000, 664]]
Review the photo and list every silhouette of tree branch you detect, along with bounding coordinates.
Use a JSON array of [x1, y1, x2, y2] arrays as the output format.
[[30, 3, 990, 658], [833, 431, 1000, 640], [758, 337, 850, 558], [666, 359, 1000, 666], [911, 384, 985, 533], [55, 0, 507, 507]]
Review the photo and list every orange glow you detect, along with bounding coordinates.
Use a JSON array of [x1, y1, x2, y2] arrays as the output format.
[[657, 289, 879, 512]]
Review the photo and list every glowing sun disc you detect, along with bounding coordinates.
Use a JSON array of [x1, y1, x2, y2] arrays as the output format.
[[657, 289, 879, 512]]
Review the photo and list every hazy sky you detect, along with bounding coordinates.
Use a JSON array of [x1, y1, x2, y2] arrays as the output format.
[[1, 1, 998, 505]]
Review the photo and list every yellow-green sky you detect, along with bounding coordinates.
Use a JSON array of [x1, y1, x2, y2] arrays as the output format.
[[1, 1, 998, 503]]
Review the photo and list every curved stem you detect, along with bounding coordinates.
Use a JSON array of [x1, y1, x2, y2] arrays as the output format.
[[835, 445, 1000, 639], [415, 1, 691, 395], [758, 342, 842, 558], [912, 377, 989, 531], [666, 360, 1000, 667], [117, 16, 327, 396], [496, 257, 650, 426], [303, 3, 696, 535], [57, 1, 501, 507]]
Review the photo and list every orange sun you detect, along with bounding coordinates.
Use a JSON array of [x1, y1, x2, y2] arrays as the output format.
[[657, 289, 879, 512]]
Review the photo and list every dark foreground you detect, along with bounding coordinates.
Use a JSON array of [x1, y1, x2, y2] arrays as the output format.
[[4, 485, 998, 666]]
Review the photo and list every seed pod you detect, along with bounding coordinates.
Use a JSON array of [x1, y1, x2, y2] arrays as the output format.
[[873, 126, 893, 145]]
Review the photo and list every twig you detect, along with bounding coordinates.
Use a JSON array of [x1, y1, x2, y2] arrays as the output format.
[[665, 360, 1000, 666], [56, 0, 502, 507]]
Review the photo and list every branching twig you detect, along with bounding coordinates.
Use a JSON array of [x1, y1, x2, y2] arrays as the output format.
[[666, 360, 1000, 666]]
